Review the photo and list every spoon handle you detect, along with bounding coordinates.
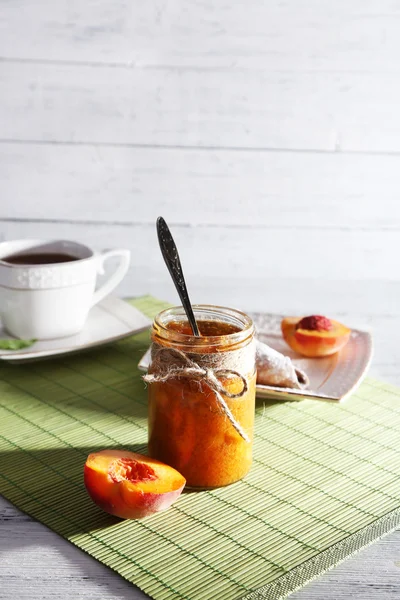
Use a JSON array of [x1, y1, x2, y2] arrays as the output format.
[[156, 217, 200, 337]]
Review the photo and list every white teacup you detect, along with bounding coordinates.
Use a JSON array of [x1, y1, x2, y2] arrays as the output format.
[[0, 239, 131, 340]]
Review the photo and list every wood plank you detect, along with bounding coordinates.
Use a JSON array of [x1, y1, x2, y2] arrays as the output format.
[[1, 1, 400, 73], [2, 502, 400, 600], [2, 143, 400, 228], [2, 217, 398, 380], [1, 220, 398, 286], [0, 498, 149, 599], [291, 530, 400, 599], [2, 61, 400, 152]]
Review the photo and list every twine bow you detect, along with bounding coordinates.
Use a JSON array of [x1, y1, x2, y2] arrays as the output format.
[[143, 347, 250, 442]]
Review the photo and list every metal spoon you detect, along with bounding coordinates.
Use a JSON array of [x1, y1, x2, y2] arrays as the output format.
[[156, 216, 200, 337]]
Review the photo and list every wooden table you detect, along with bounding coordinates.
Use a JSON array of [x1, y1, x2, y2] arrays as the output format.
[[2, 1, 400, 598], [1, 300, 400, 600]]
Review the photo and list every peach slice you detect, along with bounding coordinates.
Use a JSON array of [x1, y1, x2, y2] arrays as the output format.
[[84, 449, 186, 519], [281, 315, 351, 358]]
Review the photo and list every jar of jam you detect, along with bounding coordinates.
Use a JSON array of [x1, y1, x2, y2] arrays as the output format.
[[146, 305, 256, 488]]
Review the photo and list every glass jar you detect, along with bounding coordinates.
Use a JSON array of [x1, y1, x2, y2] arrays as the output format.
[[147, 305, 256, 488]]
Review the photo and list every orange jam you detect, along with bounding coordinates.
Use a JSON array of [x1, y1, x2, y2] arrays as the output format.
[[167, 319, 240, 336], [147, 305, 256, 488]]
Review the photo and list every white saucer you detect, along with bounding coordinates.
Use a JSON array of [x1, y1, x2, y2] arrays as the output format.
[[0, 296, 152, 363]]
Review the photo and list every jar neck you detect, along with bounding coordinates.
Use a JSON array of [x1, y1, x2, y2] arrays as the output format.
[[152, 305, 254, 353]]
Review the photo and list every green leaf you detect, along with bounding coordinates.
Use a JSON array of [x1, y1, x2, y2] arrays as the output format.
[[0, 338, 37, 350]]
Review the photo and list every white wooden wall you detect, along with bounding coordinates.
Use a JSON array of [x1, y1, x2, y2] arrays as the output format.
[[1, 1, 400, 376], [2, 3, 400, 599]]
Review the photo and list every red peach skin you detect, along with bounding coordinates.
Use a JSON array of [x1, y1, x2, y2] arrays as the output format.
[[84, 449, 186, 519]]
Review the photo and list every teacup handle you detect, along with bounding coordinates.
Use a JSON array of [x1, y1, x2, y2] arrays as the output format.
[[91, 249, 131, 307]]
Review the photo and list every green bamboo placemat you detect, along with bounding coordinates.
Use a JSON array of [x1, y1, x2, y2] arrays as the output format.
[[1, 295, 400, 600]]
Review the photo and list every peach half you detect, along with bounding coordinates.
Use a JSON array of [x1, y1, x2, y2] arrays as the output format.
[[84, 449, 186, 519], [281, 315, 351, 358]]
